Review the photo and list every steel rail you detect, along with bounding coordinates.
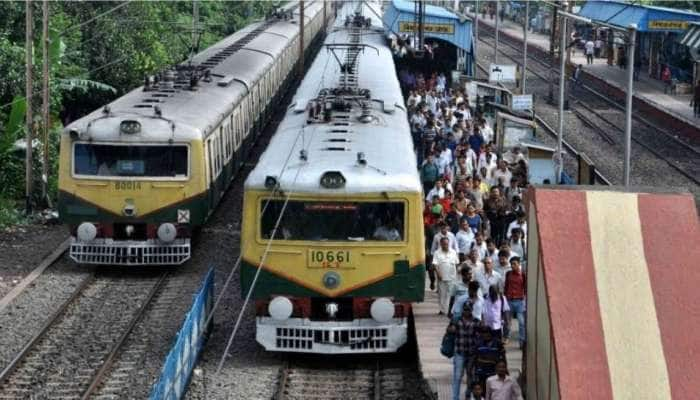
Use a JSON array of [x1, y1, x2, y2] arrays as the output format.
[[478, 26, 700, 157], [81, 272, 169, 399], [475, 61, 613, 186], [476, 31, 698, 186], [0, 273, 95, 385]]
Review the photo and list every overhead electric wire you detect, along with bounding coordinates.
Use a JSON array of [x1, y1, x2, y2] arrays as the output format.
[[58, 1, 132, 35], [212, 46, 335, 375]]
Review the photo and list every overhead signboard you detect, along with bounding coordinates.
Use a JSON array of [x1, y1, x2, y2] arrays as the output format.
[[489, 64, 517, 84], [398, 21, 455, 34], [512, 94, 534, 111], [648, 20, 688, 31]]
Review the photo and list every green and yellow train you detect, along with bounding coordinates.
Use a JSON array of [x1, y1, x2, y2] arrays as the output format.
[[240, 2, 425, 353], [58, 2, 328, 265]]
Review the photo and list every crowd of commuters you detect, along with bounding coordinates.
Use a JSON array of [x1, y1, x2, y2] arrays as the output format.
[[400, 68, 526, 400]]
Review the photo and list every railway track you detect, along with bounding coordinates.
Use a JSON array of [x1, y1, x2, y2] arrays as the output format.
[[477, 28, 700, 187], [474, 61, 612, 185], [0, 271, 168, 399], [274, 358, 413, 400]]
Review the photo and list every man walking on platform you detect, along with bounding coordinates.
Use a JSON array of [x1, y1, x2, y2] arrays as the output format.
[[434, 237, 459, 315], [485, 360, 523, 400], [503, 257, 526, 349], [585, 39, 595, 65], [692, 81, 700, 118], [448, 302, 479, 400]]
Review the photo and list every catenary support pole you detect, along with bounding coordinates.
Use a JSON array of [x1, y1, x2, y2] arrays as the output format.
[[494, 0, 499, 64], [473, 0, 478, 76], [522, 1, 529, 94], [299, 1, 304, 80], [557, 13, 567, 183], [623, 25, 636, 186], [42, 0, 50, 207], [25, 0, 34, 213]]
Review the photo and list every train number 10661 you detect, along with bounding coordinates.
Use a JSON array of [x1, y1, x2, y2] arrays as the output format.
[[308, 249, 353, 269]]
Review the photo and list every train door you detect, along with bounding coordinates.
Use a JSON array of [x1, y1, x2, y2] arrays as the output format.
[[206, 138, 217, 210]]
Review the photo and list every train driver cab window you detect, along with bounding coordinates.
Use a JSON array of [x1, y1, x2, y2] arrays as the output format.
[[73, 143, 188, 178], [260, 200, 405, 242]]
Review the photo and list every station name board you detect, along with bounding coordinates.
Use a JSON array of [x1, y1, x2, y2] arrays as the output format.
[[399, 21, 455, 34], [648, 20, 688, 30]]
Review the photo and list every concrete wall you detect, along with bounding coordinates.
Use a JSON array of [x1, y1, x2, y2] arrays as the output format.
[[526, 203, 560, 400]]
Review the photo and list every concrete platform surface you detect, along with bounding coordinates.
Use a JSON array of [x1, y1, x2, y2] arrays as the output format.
[[414, 277, 522, 400]]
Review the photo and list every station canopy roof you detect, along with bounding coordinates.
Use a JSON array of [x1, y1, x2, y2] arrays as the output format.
[[578, 1, 700, 33], [383, 0, 472, 52], [680, 22, 700, 50]]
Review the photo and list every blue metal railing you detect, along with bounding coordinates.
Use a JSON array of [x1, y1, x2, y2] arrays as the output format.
[[149, 267, 215, 400]]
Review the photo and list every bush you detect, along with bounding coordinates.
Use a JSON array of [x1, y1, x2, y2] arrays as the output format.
[[0, 196, 25, 229]]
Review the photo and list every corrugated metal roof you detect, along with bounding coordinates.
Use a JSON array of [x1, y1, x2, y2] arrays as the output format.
[[390, 0, 459, 20], [578, 0, 700, 32], [680, 21, 700, 49], [383, 0, 472, 52]]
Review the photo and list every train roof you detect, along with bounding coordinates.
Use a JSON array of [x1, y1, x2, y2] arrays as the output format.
[[246, 1, 422, 195], [63, 1, 325, 143]]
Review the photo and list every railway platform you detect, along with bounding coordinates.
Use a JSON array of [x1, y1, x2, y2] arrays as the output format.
[[470, 12, 700, 139], [414, 278, 522, 400]]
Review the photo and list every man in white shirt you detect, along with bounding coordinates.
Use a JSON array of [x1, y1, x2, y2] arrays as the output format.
[[506, 211, 527, 239], [431, 223, 458, 255], [492, 160, 513, 188], [425, 179, 446, 202], [455, 219, 475, 262], [372, 220, 401, 241], [472, 232, 488, 260], [464, 248, 484, 272], [585, 39, 595, 65], [433, 237, 459, 315], [485, 238, 500, 266], [475, 257, 503, 295], [479, 118, 494, 144], [485, 360, 524, 400], [450, 280, 484, 321], [495, 250, 512, 290]]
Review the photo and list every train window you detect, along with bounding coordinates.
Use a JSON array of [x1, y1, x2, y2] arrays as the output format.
[[260, 200, 405, 242], [73, 143, 188, 178]]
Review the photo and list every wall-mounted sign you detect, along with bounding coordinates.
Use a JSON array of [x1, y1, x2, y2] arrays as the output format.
[[399, 21, 455, 34], [489, 64, 517, 83], [512, 94, 534, 111], [648, 20, 688, 31]]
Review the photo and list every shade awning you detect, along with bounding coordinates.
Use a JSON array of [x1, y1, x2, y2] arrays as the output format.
[[680, 22, 700, 49]]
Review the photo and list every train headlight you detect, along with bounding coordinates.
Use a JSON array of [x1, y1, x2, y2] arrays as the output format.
[[268, 296, 293, 321], [322, 271, 341, 289], [157, 223, 177, 243], [120, 120, 141, 135], [370, 298, 395, 323], [76, 222, 97, 242]]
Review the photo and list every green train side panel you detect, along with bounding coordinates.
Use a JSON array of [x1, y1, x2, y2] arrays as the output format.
[[240, 260, 426, 302], [58, 190, 210, 226]]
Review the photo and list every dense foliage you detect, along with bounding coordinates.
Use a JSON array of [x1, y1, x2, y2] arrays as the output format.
[[0, 1, 280, 225]]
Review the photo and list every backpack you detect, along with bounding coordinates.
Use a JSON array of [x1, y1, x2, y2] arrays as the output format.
[[440, 330, 455, 358]]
